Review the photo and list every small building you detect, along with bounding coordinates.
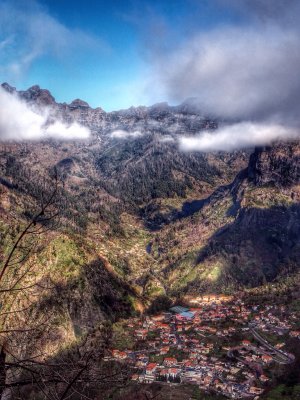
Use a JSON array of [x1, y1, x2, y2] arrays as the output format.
[[146, 363, 157, 375], [260, 374, 269, 383], [164, 357, 177, 366], [135, 329, 148, 339], [168, 368, 181, 379], [131, 374, 139, 381], [262, 354, 273, 364], [242, 340, 251, 347], [160, 346, 170, 355], [249, 387, 264, 395], [159, 368, 169, 377], [112, 350, 127, 360]]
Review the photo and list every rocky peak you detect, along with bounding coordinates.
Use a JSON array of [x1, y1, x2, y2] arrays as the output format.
[[1, 82, 16, 94], [69, 99, 90, 109], [19, 85, 55, 106]]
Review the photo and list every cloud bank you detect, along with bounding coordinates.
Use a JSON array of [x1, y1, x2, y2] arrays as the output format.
[[157, 27, 300, 122], [144, 0, 300, 150], [159, 135, 175, 143], [179, 122, 298, 152], [0, 87, 90, 141], [110, 129, 143, 139]]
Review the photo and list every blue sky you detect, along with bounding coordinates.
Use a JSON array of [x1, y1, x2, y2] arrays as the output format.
[[0, 0, 243, 110]]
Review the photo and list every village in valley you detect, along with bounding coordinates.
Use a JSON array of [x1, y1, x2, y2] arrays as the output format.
[[104, 295, 300, 399]]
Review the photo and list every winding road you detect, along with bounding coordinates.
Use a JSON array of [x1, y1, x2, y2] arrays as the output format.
[[249, 323, 295, 364]]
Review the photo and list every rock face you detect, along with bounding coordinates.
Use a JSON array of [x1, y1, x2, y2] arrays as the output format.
[[69, 99, 90, 109], [19, 85, 56, 106], [248, 142, 300, 187], [1, 82, 16, 94]]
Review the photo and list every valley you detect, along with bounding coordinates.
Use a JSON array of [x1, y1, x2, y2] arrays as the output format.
[[0, 84, 299, 399]]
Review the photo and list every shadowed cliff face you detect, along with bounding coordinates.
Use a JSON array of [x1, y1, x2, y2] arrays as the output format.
[[248, 142, 300, 186], [191, 203, 300, 292], [150, 141, 300, 294], [38, 257, 136, 337]]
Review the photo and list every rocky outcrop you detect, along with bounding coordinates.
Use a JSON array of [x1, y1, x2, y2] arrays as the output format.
[[69, 98, 90, 109], [19, 84, 56, 106], [1, 82, 16, 94], [248, 142, 300, 187]]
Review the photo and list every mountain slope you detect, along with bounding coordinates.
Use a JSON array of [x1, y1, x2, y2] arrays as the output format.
[[149, 141, 300, 294]]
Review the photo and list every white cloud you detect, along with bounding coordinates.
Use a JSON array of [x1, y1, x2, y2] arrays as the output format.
[[143, 1, 300, 151], [0, 0, 106, 79], [42, 121, 90, 141], [0, 87, 90, 141], [150, 26, 300, 122], [179, 122, 298, 152], [159, 135, 175, 143], [110, 129, 143, 139]]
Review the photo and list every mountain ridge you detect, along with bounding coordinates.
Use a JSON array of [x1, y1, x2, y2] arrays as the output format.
[[0, 83, 299, 310]]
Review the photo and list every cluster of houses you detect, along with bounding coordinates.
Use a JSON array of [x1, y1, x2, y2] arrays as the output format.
[[290, 330, 300, 339], [249, 305, 294, 335], [227, 340, 274, 366], [105, 298, 299, 399]]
